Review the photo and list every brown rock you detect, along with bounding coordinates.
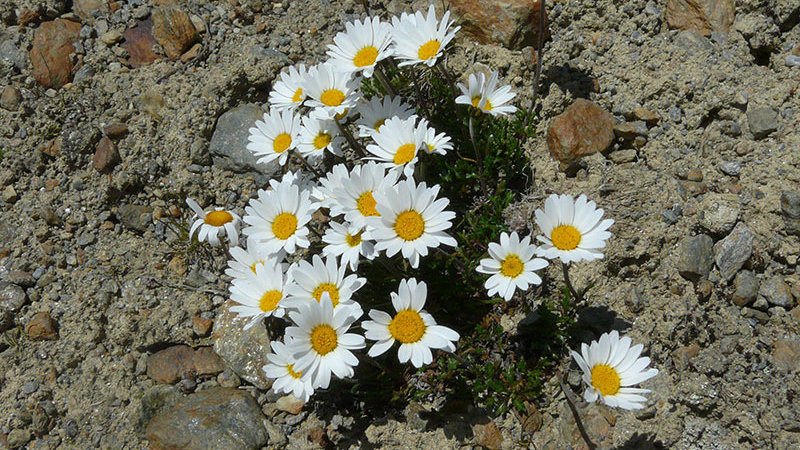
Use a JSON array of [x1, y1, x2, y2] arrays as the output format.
[[30, 19, 82, 89], [633, 107, 660, 123], [673, 343, 700, 371], [547, 99, 615, 167], [275, 395, 305, 415], [40, 138, 62, 157], [680, 180, 707, 197], [193, 347, 225, 376], [17, 8, 39, 27], [26, 312, 58, 340], [73, 0, 109, 22], [147, 345, 225, 384], [0, 86, 21, 111], [152, 6, 200, 60], [772, 340, 800, 372], [473, 418, 503, 450], [449, 0, 549, 50], [179, 42, 202, 62], [103, 122, 128, 138], [92, 137, 121, 173], [665, 0, 735, 36], [192, 316, 213, 336], [122, 18, 161, 68], [686, 168, 704, 181], [168, 255, 187, 276]]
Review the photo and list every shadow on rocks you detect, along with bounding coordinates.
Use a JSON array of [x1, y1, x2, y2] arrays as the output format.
[[613, 432, 665, 449], [541, 63, 596, 100], [574, 305, 632, 343]]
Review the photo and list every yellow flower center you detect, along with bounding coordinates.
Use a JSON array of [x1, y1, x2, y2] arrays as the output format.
[[204, 210, 233, 227], [273, 133, 292, 153], [393, 143, 417, 165], [426, 143, 434, 153], [417, 40, 441, 60], [272, 213, 298, 240], [551, 224, 581, 250], [373, 118, 386, 131], [345, 231, 362, 247], [471, 96, 493, 111], [388, 309, 426, 343], [357, 191, 379, 217], [291, 87, 303, 103], [259, 290, 282, 312], [394, 210, 424, 241], [310, 324, 338, 355], [500, 254, 524, 278], [334, 109, 349, 120], [353, 46, 379, 67], [313, 132, 332, 150], [249, 261, 263, 273], [321, 89, 345, 107], [286, 363, 302, 379], [590, 364, 621, 396], [312, 283, 340, 307]]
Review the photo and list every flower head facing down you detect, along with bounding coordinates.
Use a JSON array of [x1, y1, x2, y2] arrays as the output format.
[[326, 16, 394, 77], [571, 330, 658, 410], [263, 339, 314, 402], [391, 5, 460, 67], [247, 108, 302, 166], [362, 278, 459, 367], [534, 194, 614, 264], [417, 118, 453, 155], [187, 198, 241, 247], [455, 71, 517, 117], [356, 96, 416, 137], [476, 232, 548, 301]]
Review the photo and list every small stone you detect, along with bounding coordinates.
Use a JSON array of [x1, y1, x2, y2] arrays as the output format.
[[73, 0, 110, 22], [216, 369, 241, 388], [122, 18, 160, 68], [26, 312, 58, 340], [718, 160, 741, 176], [0, 309, 13, 333], [759, 276, 794, 308], [713, 222, 753, 281], [100, 30, 123, 45], [747, 107, 778, 139], [677, 234, 715, 281], [633, 107, 660, 123], [1, 86, 21, 111], [686, 169, 704, 181], [30, 19, 82, 89], [752, 296, 770, 311], [3, 185, 17, 203], [73, 64, 95, 83], [679, 180, 707, 198], [152, 6, 200, 60], [731, 270, 759, 306], [697, 279, 713, 301], [146, 345, 224, 384], [6, 429, 32, 449], [103, 122, 128, 138], [673, 343, 700, 371], [741, 307, 770, 323], [276, 395, 305, 415], [665, 0, 735, 35], [179, 42, 202, 62], [213, 300, 273, 389], [699, 193, 739, 237], [448, 0, 548, 50], [608, 149, 637, 164], [547, 99, 615, 168], [92, 137, 121, 173], [613, 121, 648, 139], [0, 281, 28, 313], [192, 315, 213, 336], [117, 204, 152, 232], [787, 55, 800, 67], [22, 380, 39, 395], [210, 104, 281, 178], [145, 387, 267, 450], [780, 191, 800, 236], [771, 340, 800, 372], [17, 8, 39, 27], [473, 418, 503, 450]]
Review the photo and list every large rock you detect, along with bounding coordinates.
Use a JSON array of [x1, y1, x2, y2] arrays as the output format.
[[122, 17, 161, 68], [677, 234, 714, 281], [780, 191, 800, 236], [146, 387, 267, 450], [30, 19, 82, 88], [547, 99, 615, 168], [665, 0, 735, 36], [213, 300, 273, 389], [714, 222, 753, 282], [152, 6, 199, 60], [209, 104, 281, 179], [448, 0, 548, 50]]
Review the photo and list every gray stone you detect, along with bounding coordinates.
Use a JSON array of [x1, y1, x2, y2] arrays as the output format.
[[117, 204, 152, 233], [759, 276, 794, 308], [731, 270, 759, 306], [0, 309, 13, 332], [0, 281, 28, 313], [780, 191, 800, 236], [741, 307, 769, 323], [0, 39, 27, 71], [718, 160, 741, 176], [209, 104, 281, 179], [212, 300, 273, 390], [787, 55, 800, 67], [7, 428, 32, 449], [73, 64, 95, 84], [747, 107, 778, 139], [678, 234, 714, 281], [699, 193, 739, 236], [713, 222, 753, 281], [1, 86, 21, 111], [145, 387, 267, 450]]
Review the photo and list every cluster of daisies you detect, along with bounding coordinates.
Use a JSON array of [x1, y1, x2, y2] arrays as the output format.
[[181, 5, 658, 411]]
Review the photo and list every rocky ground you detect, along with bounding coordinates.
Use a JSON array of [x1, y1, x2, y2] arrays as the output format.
[[1, 0, 799, 448]]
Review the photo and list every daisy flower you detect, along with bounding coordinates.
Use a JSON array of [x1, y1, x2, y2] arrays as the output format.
[[285, 295, 365, 389], [417, 118, 453, 155], [186, 198, 241, 247], [332, 161, 400, 229], [296, 115, 345, 162], [326, 16, 393, 78], [534, 194, 614, 264], [229, 262, 291, 330], [263, 339, 314, 402], [268, 64, 309, 111], [284, 254, 366, 312], [476, 232, 549, 301], [369, 178, 457, 268], [571, 330, 659, 410], [247, 108, 302, 166], [304, 64, 361, 120], [225, 237, 284, 281], [322, 221, 377, 272], [311, 163, 350, 212], [362, 278, 459, 367], [455, 71, 518, 117], [390, 5, 460, 67], [242, 182, 315, 255], [356, 96, 416, 137], [365, 115, 424, 178]]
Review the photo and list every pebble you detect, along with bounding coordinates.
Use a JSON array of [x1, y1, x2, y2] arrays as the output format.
[[209, 104, 281, 179], [609, 149, 637, 164], [22, 380, 39, 395], [665, 0, 734, 35], [92, 137, 121, 173], [146, 345, 224, 384], [1, 86, 21, 111], [747, 107, 778, 139], [25, 312, 58, 340], [7, 429, 32, 448], [100, 30, 123, 45], [276, 394, 305, 415], [713, 222, 753, 281], [212, 300, 273, 389], [3, 185, 17, 203], [677, 234, 714, 281], [780, 191, 800, 236], [472, 418, 504, 450], [117, 204, 152, 232], [742, 307, 770, 323], [0, 309, 13, 333], [448, 0, 548, 50], [699, 193, 739, 236], [7, 271, 35, 288], [152, 6, 200, 60], [72, 64, 95, 84], [0, 281, 28, 312], [547, 99, 615, 168], [662, 205, 682, 225], [718, 160, 741, 177], [771, 340, 800, 372], [731, 270, 759, 306], [145, 387, 267, 450], [759, 276, 794, 308], [786, 55, 800, 67], [123, 17, 161, 68]]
